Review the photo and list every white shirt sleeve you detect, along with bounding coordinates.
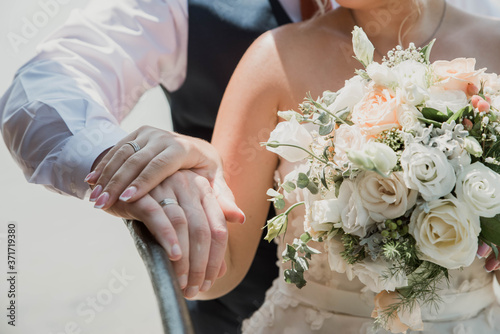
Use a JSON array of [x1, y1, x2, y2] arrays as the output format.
[[0, 0, 188, 199]]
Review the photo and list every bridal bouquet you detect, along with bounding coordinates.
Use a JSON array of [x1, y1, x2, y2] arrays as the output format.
[[262, 26, 500, 333]]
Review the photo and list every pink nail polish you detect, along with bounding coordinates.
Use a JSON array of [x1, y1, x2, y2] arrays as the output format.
[[89, 185, 102, 202], [240, 210, 246, 224], [477, 242, 492, 258], [171, 244, 182, 258], [84, 171, 95, 183], [119, 186, 137, 202], [94, 192, 109, 209]]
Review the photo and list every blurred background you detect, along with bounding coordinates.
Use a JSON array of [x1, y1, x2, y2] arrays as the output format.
[[0, 1, 171, 333]]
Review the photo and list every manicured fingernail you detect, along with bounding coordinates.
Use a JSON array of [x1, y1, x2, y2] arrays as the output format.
[[178, 275, 188, 289], [200, 280, 212, 292], [477, 243, 492, 258], [485, 259, 500, 272], [241, 210, 246, 224], [89, 185, 102, 202], [94, 192, 109, 209], [84, 171, 95, 183], [119, 186, 137, 202], [185, 286, 199, 299], [171, 244, 182, 258]]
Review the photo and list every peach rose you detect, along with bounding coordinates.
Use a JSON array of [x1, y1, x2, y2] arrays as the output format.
[[371, 291, 424, 333], [351, 88, 400, 137], [432, 58, 485, 94]]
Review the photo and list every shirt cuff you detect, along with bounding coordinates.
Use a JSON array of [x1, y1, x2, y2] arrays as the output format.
[[52, 123, 127, 199]]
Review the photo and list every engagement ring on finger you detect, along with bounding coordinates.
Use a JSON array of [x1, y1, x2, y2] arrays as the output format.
[[125, 140, 141, 153], [159, 198, 178, 207]]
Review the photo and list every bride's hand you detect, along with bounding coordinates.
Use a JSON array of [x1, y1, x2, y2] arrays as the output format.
[[102, 170, 233, 298], [477, 242, 500, 274], [85, 125, 244, 224]]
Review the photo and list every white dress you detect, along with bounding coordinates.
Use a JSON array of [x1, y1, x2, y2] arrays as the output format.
[[242, 159, 500, 334]]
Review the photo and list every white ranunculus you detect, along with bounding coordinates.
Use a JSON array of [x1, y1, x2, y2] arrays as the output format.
[[400, 143, 456, 201], [456, 162, 500, 218], [266, 118, 313, 162], [351, 258, 408, 293], [397, 104, 423, 132], [333, 124, 367, 168], [394, 60, 429, 106], [352, 26, 375, 67], [347, 142, 397, 174], [277, 110, 304, 122], [409, 196, 480, 269], [338, 180, 376, 237], [425, 88, 468, 114], [366, 62, 397, 88], [328, 76, 366, 114], [356, 171, 418, 222]]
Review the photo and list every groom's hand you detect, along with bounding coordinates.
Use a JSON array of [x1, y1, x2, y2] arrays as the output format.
[[85, 127, 245, 297], [102, 170, 233, 298]]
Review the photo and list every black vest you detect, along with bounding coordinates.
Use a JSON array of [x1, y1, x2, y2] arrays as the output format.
[[162, 1, 292, 333], [165, 0, 291, 141]]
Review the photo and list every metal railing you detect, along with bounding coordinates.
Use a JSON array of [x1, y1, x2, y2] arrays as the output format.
[[125, 219, 195, 334]]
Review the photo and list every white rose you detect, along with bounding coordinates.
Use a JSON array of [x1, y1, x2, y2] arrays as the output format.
[[400, 143, 456, 201], [409, 196, 480, 269], [307, 199, 341, 236], [347, 142, 397, 174], [352, 258, 407, 293], [328, 76, 366, 114], [356, 171, 418, 222], [352, 26, 374, 67], [366, 62, 397, 88], [333, 124, 367, 168], [338, 180, 376, 237], [266, 118, 313, 162], [456, 162, 500, 218], [425, 88, 468, 114]]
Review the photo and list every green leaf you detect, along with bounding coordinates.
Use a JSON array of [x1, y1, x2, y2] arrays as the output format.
[[274, 198, 285, 210], [319, 122, 334, 136], [282, 244, 296, 261], [307, 181, 319, 195], [320, 167, 329, 190], [282, 181, 296, 193], [296, 257, 309, 272], [486, 140, 500, 160], [420, 38, 435, 64], [318, 112, 330, 124], [297, 173, 309, 188], [421, 107, 450, 122], [266, 188, 281, 197], [484, 162, 500, 174], [448, 105, 472, 124], [417, 117, 442, 128], [300, 232, 312, 243], [480, 215, 500, 246], [335, 179, 343, 198]]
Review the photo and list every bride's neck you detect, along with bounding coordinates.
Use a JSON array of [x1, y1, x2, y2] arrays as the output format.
[[349, 0, 446, 55]]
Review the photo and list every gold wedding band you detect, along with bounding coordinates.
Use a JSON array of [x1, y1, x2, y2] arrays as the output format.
[[125, 141, 141, 153], [159, 198, 178, 207]]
